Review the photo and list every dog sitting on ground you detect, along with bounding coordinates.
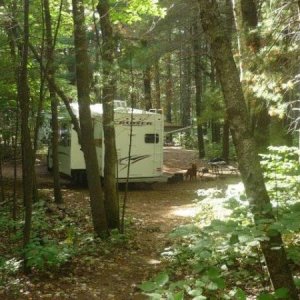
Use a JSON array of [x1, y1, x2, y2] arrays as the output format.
[[185, 163, 197, 180]]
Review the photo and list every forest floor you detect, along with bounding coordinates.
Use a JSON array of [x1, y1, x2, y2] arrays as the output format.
[[0, 147, 240, 300]]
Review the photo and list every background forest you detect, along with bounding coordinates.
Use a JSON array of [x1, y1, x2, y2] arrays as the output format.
[[0, 0, 300, 299]]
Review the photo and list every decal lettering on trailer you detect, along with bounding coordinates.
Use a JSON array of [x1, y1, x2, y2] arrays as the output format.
[[118, 120, 152, 126], [119, 155, 151, 170]]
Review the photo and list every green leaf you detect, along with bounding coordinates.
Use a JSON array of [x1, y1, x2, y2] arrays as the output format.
[[274, 288, 289, 299], [138, 281, 158, 292], [189, 288, 203, 296], [207, 281, 218, 291], [147, 293, 162, 300], [207, 267, 220, 279], [154, 272, 169, 287], [213, 277, 225, 289], [192, 296, 207, 300], [294, 278, 300, 287], [234, 288, 246, 300], [258, 293, 275, 300], [172, 290, 184, 300]]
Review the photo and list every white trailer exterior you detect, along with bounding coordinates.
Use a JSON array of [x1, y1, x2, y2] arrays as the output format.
[[48, 101, 166, 184]]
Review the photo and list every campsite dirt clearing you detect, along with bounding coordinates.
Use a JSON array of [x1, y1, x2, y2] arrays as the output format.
[[1, 147, 240, 299]]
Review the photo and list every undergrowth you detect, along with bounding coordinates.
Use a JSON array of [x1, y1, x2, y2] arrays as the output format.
[[139, 146, 300, 299], [0, 197, 131, 295]]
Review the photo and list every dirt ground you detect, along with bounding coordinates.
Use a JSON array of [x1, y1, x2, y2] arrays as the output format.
[[0, 147, 240, 299]]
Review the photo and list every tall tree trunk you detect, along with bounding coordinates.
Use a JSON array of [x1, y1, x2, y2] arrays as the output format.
[[44, 0, 63, 204], [181, 38, 192, 127], [129, 56, 137, 108], [154, 61, 161, 109], [192, 20, 205, 158], [0, 140, 5, 203], [165, 53, 173, 124], [143, 65, 152, 111], [236, 0, 270, 151], [19, 0, 34, 274], [6, 0, 19, 224], [72, 0, 108, 236], [198, 1, 298, 297], [97, 0, 119, 230], [9, 18, 82, 143]]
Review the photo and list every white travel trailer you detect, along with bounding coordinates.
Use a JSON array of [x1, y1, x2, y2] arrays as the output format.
[[48, 101, 167, 184]]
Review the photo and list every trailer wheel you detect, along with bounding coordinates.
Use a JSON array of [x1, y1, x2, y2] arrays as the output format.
[[71, 170, 87, 186], [71, 170, 80, 186]]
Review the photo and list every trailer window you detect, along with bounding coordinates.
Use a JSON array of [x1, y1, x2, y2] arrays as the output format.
[[145, 134, 159, 144]]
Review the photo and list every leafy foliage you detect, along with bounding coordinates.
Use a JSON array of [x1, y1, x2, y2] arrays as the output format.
[[139, 146, 300, 298]]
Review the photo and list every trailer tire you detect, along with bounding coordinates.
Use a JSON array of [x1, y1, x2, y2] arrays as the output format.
[[71, 170, 87, 186]]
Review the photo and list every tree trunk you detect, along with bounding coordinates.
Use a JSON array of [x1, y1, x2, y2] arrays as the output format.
[[19, 0, 34, 274], [198, 1, 298, 297], [44, 0, 63, 204], [211, 121, 221, 143], [72, 0, 108, 236], [0, 140, 5, 203], [154, 61, 161, 109], [237, 0, 270, 151], [165, 53, 173, 124], [192, 20, 205, 158], [97, 0, 120, 230], [181, 38, 192, 127], [143, 65, 152, 111]]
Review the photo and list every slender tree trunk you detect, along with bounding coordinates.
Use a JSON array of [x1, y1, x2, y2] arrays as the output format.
[[44, 0, 63, 204], [12, 109, 19, 225], [129, 56, 137, 108], [72, 0, 108, 236], [192, 20, 205, 158], [165, 53, 173, 124], [0, 140, 5, 203], [143, 65, 152, 111], [154, 61, 161, 109], [91, 0, 102, 102], [211, 122, 221, 143], [198, 1, 298, 297], [181, 38, 192, 128], [6, 1, 19, 224], [19, 0, 34, 274], [236, 0, 270, 151], [9, 18, 82, 143], [97, 0, 119, 230]]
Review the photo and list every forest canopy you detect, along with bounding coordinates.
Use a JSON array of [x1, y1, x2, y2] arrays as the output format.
[[0, 0, 300, 299]]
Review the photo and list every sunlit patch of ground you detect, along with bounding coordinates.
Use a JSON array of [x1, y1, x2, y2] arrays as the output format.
[[170, 204, 200, 218]]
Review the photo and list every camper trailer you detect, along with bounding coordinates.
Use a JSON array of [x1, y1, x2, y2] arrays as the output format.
[[47, 101, 167, 184]]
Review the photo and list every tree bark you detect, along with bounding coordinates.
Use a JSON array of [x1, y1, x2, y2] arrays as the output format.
[[165, 53, 173, 124], [236, 0, 270, 150], [154, 61, 161, 109], [72, 0, 108, 236], [198, 1, 298, 297], [19, 0, 34, 274], [44, 0, 63, 204], [143, 65, 152, 111], [192, 20, 205, 158], [0, 140, 5, 203], [181, 38, 192, 128], [97, 0, 120, 230]]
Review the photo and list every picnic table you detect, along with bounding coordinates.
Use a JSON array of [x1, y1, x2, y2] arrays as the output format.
[[208, 161, 238, 176]]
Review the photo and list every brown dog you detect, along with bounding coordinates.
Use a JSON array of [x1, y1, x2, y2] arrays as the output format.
[[185, 163, 197, 180]]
